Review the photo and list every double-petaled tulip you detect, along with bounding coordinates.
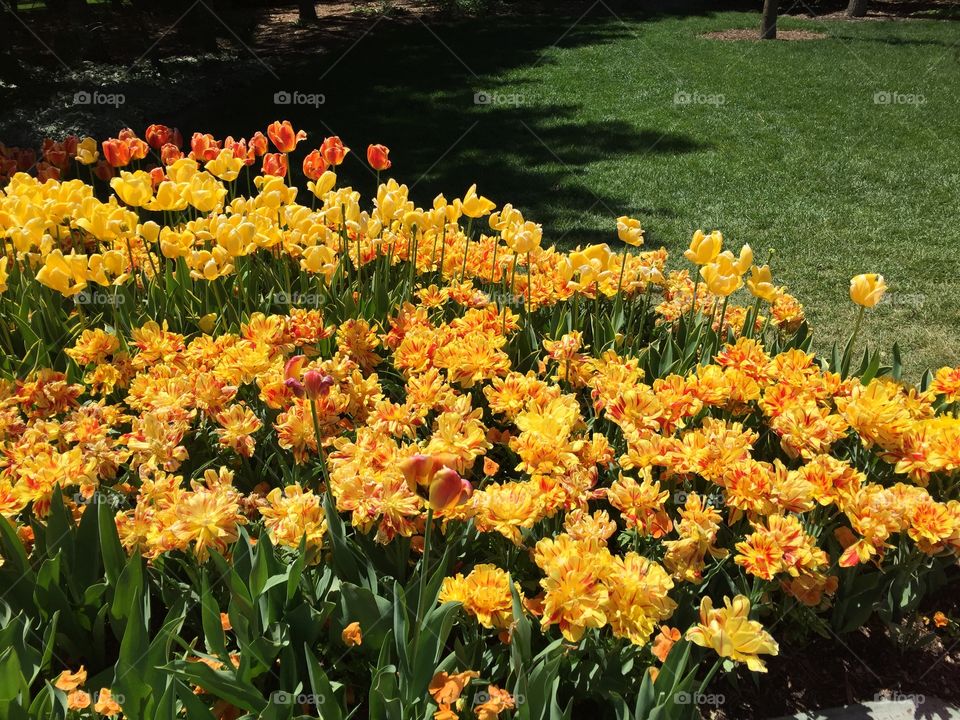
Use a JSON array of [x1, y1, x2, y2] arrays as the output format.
[[145, 124, 182, 150], [461, 183, 496, 218], [267, 120, 307, 153], [616, 216, 644, 247], [302, 149, 329, 181], [685, 595, 779, 672], [684, 229, 723, 265], [319, 136, 349, 166], [261, 153, 288, 178], [429, 466, 473, 512], [849, 273, 887, 308], [367, 144, 391, 171]]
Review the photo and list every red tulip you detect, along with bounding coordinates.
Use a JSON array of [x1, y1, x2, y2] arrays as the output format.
[[36, 162, 61, 182], [93, 160, 115, 182], [160, 143, 183, 166], [249, 132, 269, 158], [304, 370, 334, 400], [261, 152, 288, 177], [102, 138, 132, 168], [319, 136, 349, 166], [267, 120, 307, 153], [366, 144, 391, 171], [145, 124, 181, 150], [302, 149, 329, 181], [190, 132, 221, 162]]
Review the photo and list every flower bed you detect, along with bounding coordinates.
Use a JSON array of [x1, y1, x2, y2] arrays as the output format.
[[0, 124, 958, 720]]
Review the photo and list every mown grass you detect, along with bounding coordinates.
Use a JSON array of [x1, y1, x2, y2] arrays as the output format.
[[34, 4, 960, 375]]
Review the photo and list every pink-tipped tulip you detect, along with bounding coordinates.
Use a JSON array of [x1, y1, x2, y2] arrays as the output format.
[[429, 467, 472, 512], [304, 370, 335, 400]]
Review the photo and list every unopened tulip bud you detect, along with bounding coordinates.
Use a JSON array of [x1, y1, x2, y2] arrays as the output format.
[[304, 370, 334, 400], [428, 467, 472, 512], [284, 377, 305, 398]]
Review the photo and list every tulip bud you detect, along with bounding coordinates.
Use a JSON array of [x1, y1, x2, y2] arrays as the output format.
[[428, 467, 472, 511], [367, 144, 392, 171], [284, 377, 305, 398], [304, 370, 334, 400], [399, 453, 435, 492]]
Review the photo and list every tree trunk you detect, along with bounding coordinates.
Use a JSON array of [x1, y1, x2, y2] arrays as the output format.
[[847, 0, 868, 16], [760, 0, 778, 39], [298, 0, 318, 22]]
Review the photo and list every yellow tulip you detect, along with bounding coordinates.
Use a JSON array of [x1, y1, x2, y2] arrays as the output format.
[[75, 137, 99, 165], [110, 171, 153, 208], [307, 170, 337, 199], [146, 181, 189, 212], [700, 262, 741, 297], [685, 596, 779, 672], [0, 257, 8, 294], [35, 250, 88, 297], [198, 313, 217, 334], [460, 184, 495, 218], [186, 172, 227, 214], [504, 221, 542, 254], [684, 229, 723, 265], [204, 149, 245, 182], [849, 273, 887, 308], [746, 265, 777, 302], [167, 158, 199, 183], [616, 216, 644, 247]]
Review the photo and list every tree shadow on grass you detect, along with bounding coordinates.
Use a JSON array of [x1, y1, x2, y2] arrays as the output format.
[[171, 11, 708, 245]]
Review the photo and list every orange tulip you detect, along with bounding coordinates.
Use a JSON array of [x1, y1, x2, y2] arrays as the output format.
[[102, 138, 132, 168], [42, 139, 69, 169], [261, 152, 288, 178], [428, 467, 472, 511], [117, 129, 149, 161], [94, 160, 115, 182], [248, 131, 269, 157], [267, 120, 307, 153], [148, 166, 166, 189], [145, 124, 182, 150], [319, 135, 349, 166], [302, 149, 329, 181], [366, 143, 391, 171], [190, 132, 221, 162], [160, 143, 183, 166], [36, 162, 61, 181]]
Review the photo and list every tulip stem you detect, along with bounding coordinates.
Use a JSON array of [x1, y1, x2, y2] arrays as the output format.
[[308, 398, 332, 501], [412, 507, 434, 667], [687, 275, 700, 328]]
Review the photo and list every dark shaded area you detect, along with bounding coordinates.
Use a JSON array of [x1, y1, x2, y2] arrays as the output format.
[[709, 579, 960, 719]]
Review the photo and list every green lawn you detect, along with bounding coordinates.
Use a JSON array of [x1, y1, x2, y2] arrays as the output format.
[[185, 7, 960, 375]]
